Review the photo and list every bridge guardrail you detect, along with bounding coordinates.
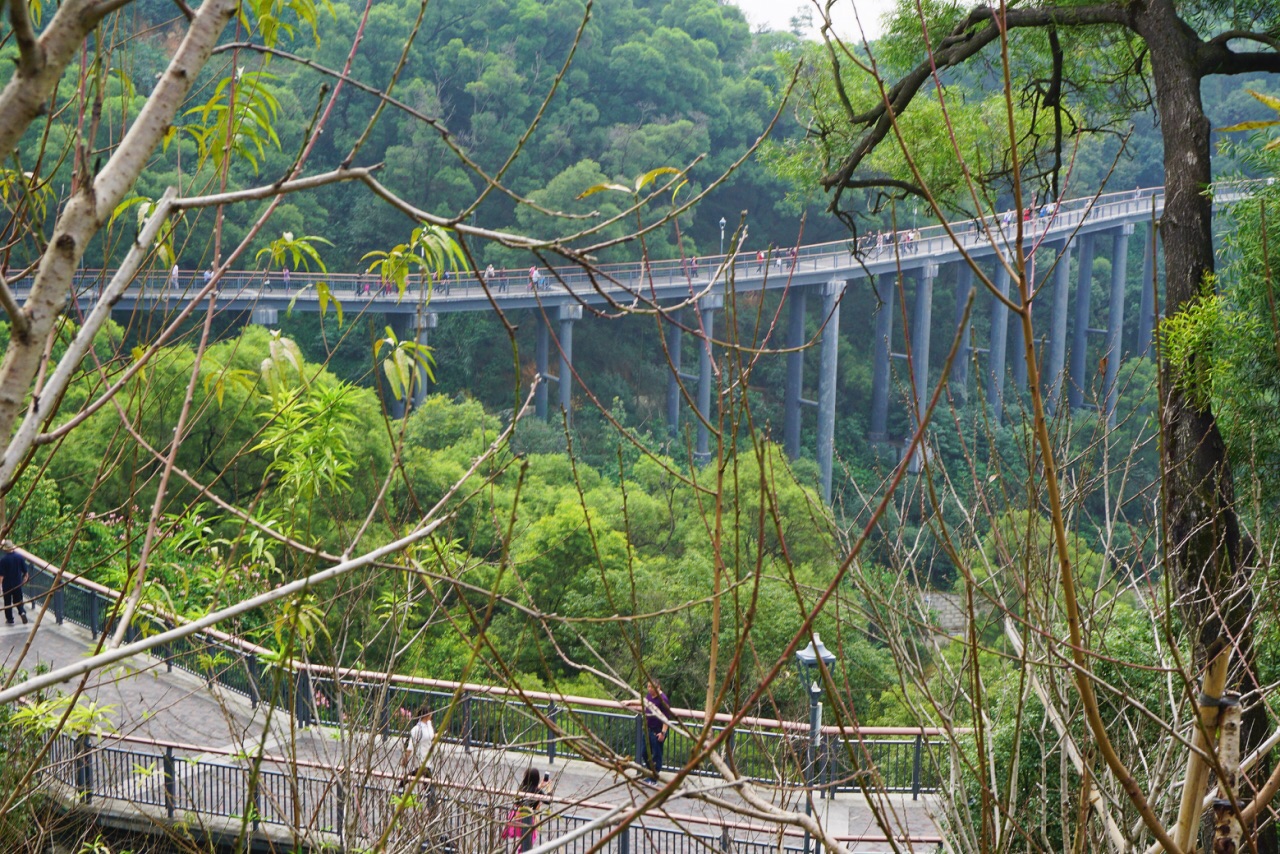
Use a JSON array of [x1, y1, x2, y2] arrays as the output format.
[[21, 550, 951, 796], [41, 731, 940, 852], [6, 181, 1260, 310]]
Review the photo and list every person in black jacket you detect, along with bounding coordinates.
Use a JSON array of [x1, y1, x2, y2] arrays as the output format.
[[0, 540, 30, 625]]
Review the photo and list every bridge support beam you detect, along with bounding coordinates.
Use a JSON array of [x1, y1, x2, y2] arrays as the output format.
[[951, 263, 974, 404], [783, 287, 809, 459], [1068, 233, 1096, 410], [1103, 224, 1133, 425], [817, 280, 844, 501], [908, 264, 937, 474], [535, 314, 550, 420], [987, 260, 1011, 424], [869, 273, 895, 441], [1045, 240, 1073, 415], [1137, 223, 1156, 359], [410, 312, 438, 412], [695, 295, 723, 464], [666, 308, 684, 437], [557, 304, 582, 421]]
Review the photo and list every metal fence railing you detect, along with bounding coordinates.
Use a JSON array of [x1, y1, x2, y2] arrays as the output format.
[[43, 732, 925, 853], [7, 182, 1257, 313], [21, 552, 953, 801]]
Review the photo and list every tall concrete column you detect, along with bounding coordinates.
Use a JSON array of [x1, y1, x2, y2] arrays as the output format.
[[535, 312, 550, 420], [817, 280, 844, 502], [1068, 233, 1096, 410], [1103, 224, 1133, 425], [410, 312, 438, 412], [783, 288, 809, 459], [557, 304, 582, 420], [1045, 240, 1073, 415], [911, 263, 938, 431], [869, 273, 895, 441], [1137, 224, 1156, 358], [1009, 252, 1033, 396], [666, 308, 684, 437], [695, 295, 723, 464], [987, 260, 1011, 424], [950, 263, 975, 404], [387, 313, 413, 420]]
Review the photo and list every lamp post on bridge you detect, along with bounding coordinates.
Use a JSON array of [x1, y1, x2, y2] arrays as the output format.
[[795, 633, 837, 854], [719, 217, 726, 256]]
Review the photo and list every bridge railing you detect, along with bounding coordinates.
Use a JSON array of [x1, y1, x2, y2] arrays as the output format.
[[22, 550, 952, 796], [7, 181, 1260, 307], [40, 731, 941, 852]]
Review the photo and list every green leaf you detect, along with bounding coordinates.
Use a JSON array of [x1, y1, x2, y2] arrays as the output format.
[[577, 183, 630, 199], [635, 166, 681, 192], [1249, 89, 1280, 113]]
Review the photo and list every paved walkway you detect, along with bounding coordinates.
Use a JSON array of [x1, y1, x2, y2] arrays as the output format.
[[2, 617, 941, 851]]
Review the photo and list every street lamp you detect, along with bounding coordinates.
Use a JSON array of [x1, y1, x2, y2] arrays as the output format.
[[719, 216, 727, 255], [795, 634, 837, 854]]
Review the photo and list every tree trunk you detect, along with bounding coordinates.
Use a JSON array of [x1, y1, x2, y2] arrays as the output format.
[[1142, 2, 1269, 848]]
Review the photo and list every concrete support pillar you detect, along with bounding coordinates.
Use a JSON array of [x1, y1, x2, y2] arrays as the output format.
[[557, 304, 582, 421], [665, 308, 684, 437], [817, 280, 844, 502], [911, 263, 938, 431], [908, 263, 937, 474], [410, 312, 438, 412], [695, 295, 723, 464], [783, 288, 809, 459], [1009, 253, 1031, 395], [869, 274, 895, 441], [250, 307, 278, 326], [1137, 224, 1156, 358], [387, 314, 413, 420], [1068, 233, 1096, 410], [986, 261, 1011, 424], [950, 263, 975, 404], [1045, 240, 1073, 415], [1104, 224, 1133, 425], [535, 313, 550, 420]]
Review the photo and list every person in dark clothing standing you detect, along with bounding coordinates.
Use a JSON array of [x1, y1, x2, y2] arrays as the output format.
[[643, 679, 672, 784], [0, 540, 30, 625]]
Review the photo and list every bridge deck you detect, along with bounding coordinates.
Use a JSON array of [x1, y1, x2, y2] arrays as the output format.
[[3, 618, 939, 851]]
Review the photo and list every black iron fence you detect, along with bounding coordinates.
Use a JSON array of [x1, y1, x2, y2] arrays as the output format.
[[23, 556, 949, 799], [42, 732, 853, 853]]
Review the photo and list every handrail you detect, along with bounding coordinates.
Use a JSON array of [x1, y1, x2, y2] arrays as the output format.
[[6, 180, 1260, 305], [46, 731, 944, 846], [64, 731, 941, 842]]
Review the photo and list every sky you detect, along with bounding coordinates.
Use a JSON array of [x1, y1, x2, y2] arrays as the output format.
[[725, 0, 897, 42]]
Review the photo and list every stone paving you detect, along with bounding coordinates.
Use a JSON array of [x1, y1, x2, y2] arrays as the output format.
[[2, 617, 941, 851]]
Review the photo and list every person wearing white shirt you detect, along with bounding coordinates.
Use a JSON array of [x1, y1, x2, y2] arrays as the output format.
[[402, 707, 436, 781]]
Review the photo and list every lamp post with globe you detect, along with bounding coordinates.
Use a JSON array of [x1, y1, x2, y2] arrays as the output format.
[[719, 216, 727, 255], [795, 634, 837, 854]]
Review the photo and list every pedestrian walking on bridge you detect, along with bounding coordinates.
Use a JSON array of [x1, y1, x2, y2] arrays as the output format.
[[1, 540, 30, 625]]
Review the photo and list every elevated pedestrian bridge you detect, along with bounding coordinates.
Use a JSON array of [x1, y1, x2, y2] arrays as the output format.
[[4, 182, 1255, 506]]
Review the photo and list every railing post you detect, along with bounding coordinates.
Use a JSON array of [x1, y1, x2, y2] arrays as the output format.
[[75, 735, 93, 804], [379, 688, 391, 741], [247, 653, 261, 709], [88, 592, 99, 637], [336, 780, 346, 833], [635, 712, 646, 768], [53, 582, 64, 625], [463, 694, 473, 754], [721, 826, 732, 854], [619, 823, 631, 854], [164, 746, 176, 819], [546, 702, 558, 765], [295, 669, 313, 727], [911, 733, 923, 801]]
